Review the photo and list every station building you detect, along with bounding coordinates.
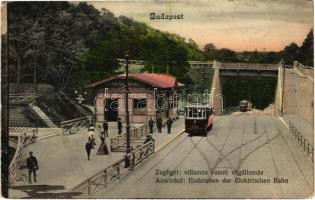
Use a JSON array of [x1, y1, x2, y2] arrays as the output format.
[[84, 73, 184, 123]]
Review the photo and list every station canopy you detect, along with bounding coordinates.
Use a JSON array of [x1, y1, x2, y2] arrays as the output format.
[[84, 73, 185, 89]]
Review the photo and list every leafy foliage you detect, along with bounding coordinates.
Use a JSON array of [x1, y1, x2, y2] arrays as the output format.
[[298, 29, 313, 67], [203, 29, 313, 67], [8, 2, 203, 92], [8, 1, 313, 94]]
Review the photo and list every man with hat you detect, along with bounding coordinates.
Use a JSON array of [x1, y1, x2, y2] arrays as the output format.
[[26, 151, 39, 183]]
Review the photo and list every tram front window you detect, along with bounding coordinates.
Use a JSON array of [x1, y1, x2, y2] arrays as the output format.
[[185, 108, 205, 119]]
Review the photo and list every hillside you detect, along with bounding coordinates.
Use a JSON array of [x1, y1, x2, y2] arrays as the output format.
[[34, 93, 93, 126], [9, 105, 47, 127], [8, 2, 204, 93]]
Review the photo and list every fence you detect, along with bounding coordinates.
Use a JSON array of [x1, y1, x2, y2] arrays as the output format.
[[111, 123, 153, 152], [111, 138, 146, 152], [296, 62, 314, 78], [9, 93, 39, 104], [60, 116, 93, 135], [8, 134, 30, 185], [288, 122, 313, 162], [9, 126, 37, 135], [220, 63, 278, 71], [72, 141, 154, 197]]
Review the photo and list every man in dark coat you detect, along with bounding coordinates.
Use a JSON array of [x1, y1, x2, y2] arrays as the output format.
[[144, 135, 155, 144], [103, 120, 109, 137], [156, 117, 162, 133], [85, 142, 92, 160], [117, 118, 122, 135], [148, 118, 154, 134], [166, 117, 173, 134], [26, 151, 39, 183]]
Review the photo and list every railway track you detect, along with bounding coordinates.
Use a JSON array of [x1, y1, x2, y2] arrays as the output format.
[[137, 115, 235, 180], [94, 113, 313, 198]]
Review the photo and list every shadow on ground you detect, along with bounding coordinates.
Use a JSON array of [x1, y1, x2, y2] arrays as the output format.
[[10, 185, 82, 198], [187, 132, 208, 137]]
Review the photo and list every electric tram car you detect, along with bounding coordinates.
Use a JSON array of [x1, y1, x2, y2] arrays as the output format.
[[184, 105, 214, 135]]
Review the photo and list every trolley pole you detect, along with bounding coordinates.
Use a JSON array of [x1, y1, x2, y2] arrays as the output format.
[[124, 53, 131, 168]]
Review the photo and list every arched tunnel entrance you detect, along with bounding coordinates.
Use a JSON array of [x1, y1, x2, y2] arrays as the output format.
[[221, 76, 277, 110]]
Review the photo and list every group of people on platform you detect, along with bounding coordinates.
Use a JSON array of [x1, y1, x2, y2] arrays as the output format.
[[85, 124, 109, 160], [84, 116, 174, 160], [148, 117, 173, 134]]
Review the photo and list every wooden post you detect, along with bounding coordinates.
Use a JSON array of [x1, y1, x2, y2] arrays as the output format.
[[104, 170, 107, 188], [117, 164, 120, 179], [303, 139, 306, 152], [132, 152, 135, 170], [307, 143, 310, 156], [87, 180, 91, 197], [140, 126, 143, 136]]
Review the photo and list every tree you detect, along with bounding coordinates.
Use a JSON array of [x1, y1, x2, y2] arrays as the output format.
[[280, 43, 300, 65], [216, 48, 239, 62], [8, 1, 204, 91], [299, 29, 313, 67], [204, 43, 217, 60]]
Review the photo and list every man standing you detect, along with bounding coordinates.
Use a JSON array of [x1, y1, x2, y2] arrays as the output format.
[[148, 117, 154, 134], [156, 117, 162, 133], [103, 120, 109, 137], [26, 151, 39, 184], [117, 118, 122, 135], [166, 117, 173, 134], [85, 142, 92, 160]]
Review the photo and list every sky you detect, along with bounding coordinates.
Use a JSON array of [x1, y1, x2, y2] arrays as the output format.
[[90, 0, 313, 51]]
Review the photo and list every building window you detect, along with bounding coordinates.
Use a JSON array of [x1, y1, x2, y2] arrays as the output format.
[[133, 98, 147, 115], [133, 99, 147, 109]]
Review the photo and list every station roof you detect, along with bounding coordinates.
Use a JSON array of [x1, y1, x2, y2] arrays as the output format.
[[84, 73, 185, 89]]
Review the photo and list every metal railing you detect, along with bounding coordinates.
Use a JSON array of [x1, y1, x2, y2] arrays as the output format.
[[288, 122, 313, 162], [110, 124, 153, 152], [296, 62, 314, 78], [72, 141, 154, 197], [9, 126, 37, 135], [131, 141, 155, 167], [8, 135, 29, 185], [60, 116, 93, 135], [9, 93, 39, 104], [111, 138, 146, 152], [220, 63, 278, 71]]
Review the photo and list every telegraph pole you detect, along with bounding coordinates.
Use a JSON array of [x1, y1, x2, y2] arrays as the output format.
[[124, 53, 131, 167], [117, 56, 144, 168], [201, 69, 205, 95], [33, 46, 37, 93]]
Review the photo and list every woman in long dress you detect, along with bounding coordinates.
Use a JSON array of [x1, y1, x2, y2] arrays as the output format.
[[97, 133, 109, 155]]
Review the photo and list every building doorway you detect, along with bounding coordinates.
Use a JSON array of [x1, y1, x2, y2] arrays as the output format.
[[105, 98, 118, 122]]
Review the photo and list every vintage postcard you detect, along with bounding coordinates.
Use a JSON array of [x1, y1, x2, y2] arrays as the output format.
[[2, 0, 314, 199]]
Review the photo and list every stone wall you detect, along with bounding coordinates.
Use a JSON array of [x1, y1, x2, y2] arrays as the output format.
[[294, 69, 314, 125], [211, 65, 223, 115], [282, 68, 314, 125], [274, 66, 283, 116]]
